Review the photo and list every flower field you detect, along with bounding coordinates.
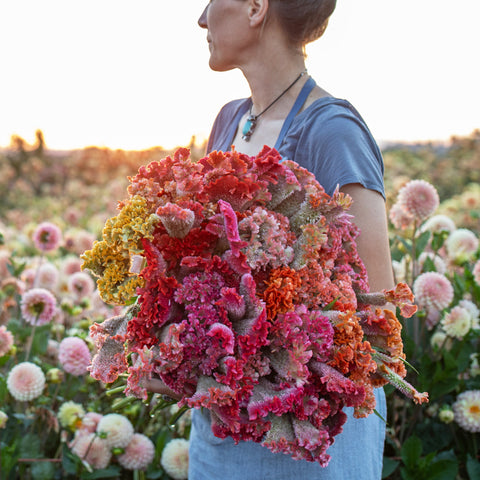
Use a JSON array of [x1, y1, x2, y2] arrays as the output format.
[[0, 131, 479, 479]]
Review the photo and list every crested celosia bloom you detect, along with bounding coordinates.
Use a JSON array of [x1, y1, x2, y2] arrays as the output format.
[[58, 337, 91, 376], [389, 202, 413, 230], [84, 147, 426, 466], [420, 214, 456, 234], [20, 287, 57, 326], [473, 260, 480, 286], [160, 438, 189, 480], [7, 362, 45, 401], [453, 390, 480, 433], [0, 325, 14, 357], [96, 413, 134, 448], [397, 179, 439, 221], [58, 401, 85, 429], [70, 431, 112, 469], [441, 306, 472, 339], [67, 271, 95, 299], [413, 272, 454, 311], [36, 262, 59, 290], [117, 433, 155, 471], [32, 221, 62, 253], [445, 228, 479, 263]]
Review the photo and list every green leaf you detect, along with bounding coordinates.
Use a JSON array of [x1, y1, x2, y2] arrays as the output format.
[[81, 465, 122, 479], [415, 231, 431, 259], [426, 453, 458, 480], [19, 433, 41, 458], [401, 435, 422, 470], [467, 455, 480, 480], [382, 457, 399, 478], [31, 461, 56, 480]]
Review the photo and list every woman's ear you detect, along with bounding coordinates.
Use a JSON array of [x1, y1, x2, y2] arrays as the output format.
[[247, 0, 269, 28]]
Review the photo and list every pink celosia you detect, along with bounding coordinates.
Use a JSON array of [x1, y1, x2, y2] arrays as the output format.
[[160, 438, 189, 480], [413, 272, 454, 311], [441, 306, 472, 339], [0, 326, 14, 357], [7, 361, 45, 401], [59, 337, 91, 376], [96, 413, 134, 448], [453, 390, 480, 433], [70, 431, 111, 469], [446, 228, 479, 263], [397, 179, 439, 220], [67, 271, 95, 299], [117, 433, 155, 471], [473, 260, 480, 286], [20, 287, 57, 325], [32, 222, 62, 252], [389, 202, 413, 229]]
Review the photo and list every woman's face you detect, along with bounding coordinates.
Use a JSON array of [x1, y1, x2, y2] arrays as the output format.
[[198, 0, 251, 72]]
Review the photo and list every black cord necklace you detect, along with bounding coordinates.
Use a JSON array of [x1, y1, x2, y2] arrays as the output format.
[[242, 70, 308, 142]]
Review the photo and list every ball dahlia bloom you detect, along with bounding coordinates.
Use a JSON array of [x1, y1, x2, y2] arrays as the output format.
[[67, 271, 95, 299], [389, 202, 413, 230], [71, 432, 111, 469], [445, 228, 479, 263], [397, 179, 439, 221], [160, 438, 189, 480], [58, 401, 85, 429], [413, 272, 454, 311], [420, 214, 456, 234], [79, 412, 103, 433], [441, 306, 472, 339], [32, 222, 62, 253], [117, 433, 155, 471], [36, 262, 59, 290], [58, 337, 91, 376], [96, 413, 134, 448], [7, 362, 45, 401], [0, 325, 14, 357], [473, 259, 480, 286], [453, 390, 480, 433], [20, 288, 57, 325]]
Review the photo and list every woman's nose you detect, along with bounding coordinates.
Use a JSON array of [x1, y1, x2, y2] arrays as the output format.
[[198, 5, 208, 28]]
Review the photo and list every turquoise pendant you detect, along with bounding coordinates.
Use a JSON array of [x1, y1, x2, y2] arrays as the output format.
[[242, 115, 257, 141]]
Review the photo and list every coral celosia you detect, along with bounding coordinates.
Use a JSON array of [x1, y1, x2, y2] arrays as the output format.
[[32, 222, 62, 252], [453, 390, 480, 433], [117, 433, 155, 471], [0, 325, 14, 357], [445, 228, 479, 263], [397, 179, 439, 220], [413, 272, 454, 311], [20, 288, 57, 326], [160, 438, 189, 480], [58, 337, 91, 376], [7, 362, 45, 401], [58, 401, 85, 429], [96, 413, 134, 448]]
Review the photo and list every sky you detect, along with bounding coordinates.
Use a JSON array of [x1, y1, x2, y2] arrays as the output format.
[[0, 0, 479, 151]]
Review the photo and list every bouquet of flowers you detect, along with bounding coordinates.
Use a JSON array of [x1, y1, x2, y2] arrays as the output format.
[[82, 146, 427, 466]]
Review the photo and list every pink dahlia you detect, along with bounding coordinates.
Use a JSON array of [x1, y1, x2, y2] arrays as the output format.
[[67, 271, 95, 299], [7, 362, 45, 401], [96, 413, 134, 448], [0, 325, 14, 357], [389, 202, 413, 230], [62, 257, 83, 276], [453, 390, 480, 433], [36, 262, 59, 290], [446, 228, 479, 263], [20, 288, 57, 325], [420, 214, 456, 234], [117, 433, 155, 471], [441, 306, 472, 339], [59, 337, 91, 376], [397, 179, 439, 220], [413, 272, 454, 311], [160, 438, 189, 480], [71, 431, 112, 469], [473, 260, 480, 286], [79, 412, 103, 433], [32, 222, 62, 253]]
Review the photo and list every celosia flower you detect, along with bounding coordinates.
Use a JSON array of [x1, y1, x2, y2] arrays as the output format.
[[96, 413, 134, 448], [0, 325, 14, 357], [7, 362, 45, 401], [389, 202, 413, 229], [420, 214, 456, 234], [441, 306, 472, 339], [413, 272, 454, 311], [36, 262, 59, 290], [397, 179, 439, 220], [445, 228, 479, 263], [71, 432, 111, 469], [453, 390, 480, 433], [20, 287, 57, 325], [117, 433, 155, 471], [67, 271, 95, 299], [59, 337, 91, 376], [58, 401, 85, 429], [0, 410, 7, 429], [32, 221, 62, 252], [160, 438, 189, 480], [473, 259, 480, 286]]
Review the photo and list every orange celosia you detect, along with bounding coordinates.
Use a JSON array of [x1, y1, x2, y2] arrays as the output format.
[[262, 267, 302, 320]]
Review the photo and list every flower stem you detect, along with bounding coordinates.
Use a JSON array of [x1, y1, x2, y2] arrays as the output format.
[[24, 319, 38, 361]]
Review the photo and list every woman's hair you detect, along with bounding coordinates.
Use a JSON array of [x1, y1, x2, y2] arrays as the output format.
[[269, 0, 336, 47]]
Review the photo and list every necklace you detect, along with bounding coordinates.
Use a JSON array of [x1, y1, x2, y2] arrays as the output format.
[[242, 70, 307, 142]]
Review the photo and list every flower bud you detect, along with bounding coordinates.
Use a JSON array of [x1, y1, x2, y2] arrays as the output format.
[[439, 407, 454, 424], [46, 368, 65, 384], [0, 411, 8, 428]]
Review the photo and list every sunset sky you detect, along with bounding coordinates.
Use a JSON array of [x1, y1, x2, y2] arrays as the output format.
[[1, 0, 479, 150]]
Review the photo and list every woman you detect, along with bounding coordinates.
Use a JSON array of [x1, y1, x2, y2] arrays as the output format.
[[151, 0, 395, 478]]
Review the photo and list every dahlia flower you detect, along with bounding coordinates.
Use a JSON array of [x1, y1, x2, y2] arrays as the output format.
[[58, 401, 85, 429], [458, 299, 480, 329], [413, 272, 454, 311], [58, 337, 91, 376], [397, 179, 439, 220], [430, 330, 452, 351], [417, 252, 446, 275], [62, 257, 83, 275], [67, 271, 95, 299], [70, 432, 112, 469], [20, 287, 57, 325], [420, 214, 456, 234], [0, 411, 8, 429], [79, 412, 103, 433], [0, 325, 14, 357], [453, 390, 480, 433], [160, 438, 189, 480], [96, 413, 134, 448], [389, 202, 413, 229], [7, 362, 45, 401], [473, 259, 480, 286], [441, 306, 472, 339], [445, 228, 479, 263], [117, 433, 155, 471], [36, 262, 59, 290], [32, 221, 62, 252]]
